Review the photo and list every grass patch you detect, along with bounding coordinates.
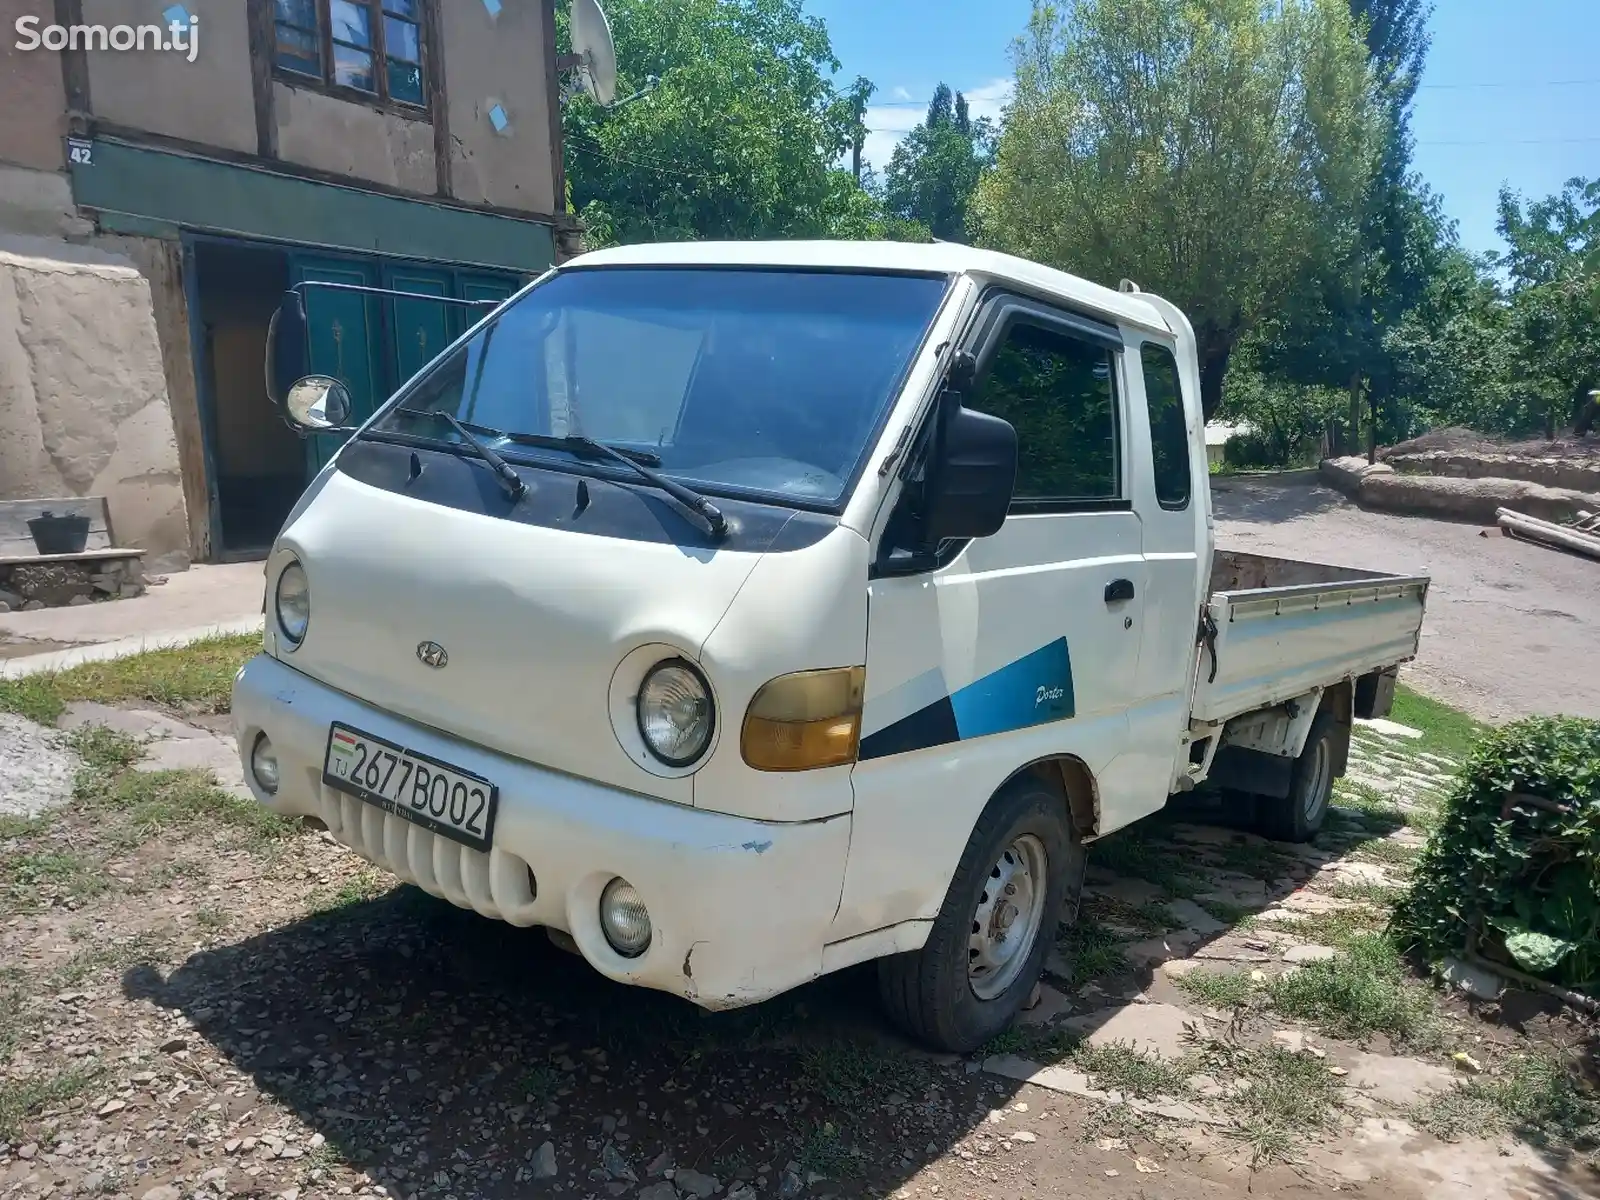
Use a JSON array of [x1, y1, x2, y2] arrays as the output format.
[[0, 632, 259, 725], [49, 932, 170, 989], [1389, 684, 1487, 763], [1175, 968, 1256, 1010], [0, 849, 109, 914], [1411, 1050, 1600, 1163], [1194, 1040, 1344, 1166], [1199, 898, 1256, 926], [1212, 841, 1298, 881], [0, 1067, 98, 1140], [1244, 905, 1386, 951], [1321, 877, 1409, 907], [1055, 920, 1130, 989], [1088, 829, 1207, 899], [315, 867, 393, 914], [60, 727, 294, 853], [797, 1038, 923, 1107], [796, 1121, 855, 1179], [1266, 933, 1438, 1047], [1350, 836, 1424, 868], [1073, 1041, 1190, 1098]]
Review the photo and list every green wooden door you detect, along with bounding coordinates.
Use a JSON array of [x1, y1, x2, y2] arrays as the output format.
[[451, 272, 523, 340], [385, 266, 453, 390], [294, 256, 382, 474]]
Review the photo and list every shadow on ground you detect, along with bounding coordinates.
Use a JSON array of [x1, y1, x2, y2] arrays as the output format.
[[113, 799, 1591, 1200], [122, 887, 1042, 1199], [1209, 474, 1348, 525]]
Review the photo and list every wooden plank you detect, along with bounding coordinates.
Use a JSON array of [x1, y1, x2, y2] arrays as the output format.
[[0, 497, 113, 556]]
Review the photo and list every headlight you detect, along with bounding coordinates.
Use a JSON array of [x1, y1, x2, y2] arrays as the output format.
[[250, 733, 280, 795], [599, 877, 652, 957], [275, 560, 310, 646], [635, 659, 714, 767]]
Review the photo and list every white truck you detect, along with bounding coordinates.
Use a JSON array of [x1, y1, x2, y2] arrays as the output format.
[[234, 241, 1429, 1052]]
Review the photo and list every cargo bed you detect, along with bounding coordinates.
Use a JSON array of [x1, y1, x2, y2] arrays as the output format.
[[1190, 550, 1430, 724]]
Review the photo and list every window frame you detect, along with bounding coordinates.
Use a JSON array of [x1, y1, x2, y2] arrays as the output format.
[[273, 0, 431, 119], [967, 294, 1130, 515], [1137, 339, 1194, 513]]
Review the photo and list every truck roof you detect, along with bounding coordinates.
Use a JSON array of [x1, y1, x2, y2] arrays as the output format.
[[563, 239, 1175, 337]]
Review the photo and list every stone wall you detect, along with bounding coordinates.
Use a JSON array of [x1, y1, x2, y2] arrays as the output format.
[[0, 237, 190, 571], [1320, 455, 1600, 525], [1386, 451, 1600, 495]]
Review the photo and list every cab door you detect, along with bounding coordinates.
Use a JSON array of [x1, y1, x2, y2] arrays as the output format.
[[836, 295, 1150, 939]]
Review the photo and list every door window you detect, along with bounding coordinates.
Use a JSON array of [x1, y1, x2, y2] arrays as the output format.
[[1140, 343, 1192, 510], [970, 319, 1122, 509]]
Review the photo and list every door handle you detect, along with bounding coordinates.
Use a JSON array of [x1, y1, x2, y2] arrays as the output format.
[[1104, 578, 1135, 604]]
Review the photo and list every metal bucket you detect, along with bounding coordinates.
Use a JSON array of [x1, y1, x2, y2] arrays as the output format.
[[27, 511, 91, 555]]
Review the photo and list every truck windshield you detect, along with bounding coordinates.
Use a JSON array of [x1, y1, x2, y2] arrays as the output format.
[[367, 267, 949, 507]]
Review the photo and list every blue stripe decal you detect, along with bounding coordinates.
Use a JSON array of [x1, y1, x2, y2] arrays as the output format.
[[949, 637, 1075, 738], [858, 637, 1075, 760]]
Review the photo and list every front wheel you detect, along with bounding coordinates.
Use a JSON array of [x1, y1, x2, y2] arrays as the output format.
[[877, 777, 1083, 1053], [1255, 709, 1339, 843]]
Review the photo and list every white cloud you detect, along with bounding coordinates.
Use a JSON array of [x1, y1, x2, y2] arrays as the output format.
[[859, 77, 1015, 175]]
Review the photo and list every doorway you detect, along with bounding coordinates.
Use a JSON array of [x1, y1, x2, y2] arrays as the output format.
[[193, 241, 300, 557]]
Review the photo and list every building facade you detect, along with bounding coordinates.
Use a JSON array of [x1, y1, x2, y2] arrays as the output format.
[[0, 0, 579, 566]]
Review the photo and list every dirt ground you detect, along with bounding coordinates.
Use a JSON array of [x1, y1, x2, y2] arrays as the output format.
[[1212, 473, 1600, 723], [3, 645, 1597, 1200]]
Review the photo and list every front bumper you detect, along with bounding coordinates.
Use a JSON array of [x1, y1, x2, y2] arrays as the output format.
[[231, 653, 851, 1009]]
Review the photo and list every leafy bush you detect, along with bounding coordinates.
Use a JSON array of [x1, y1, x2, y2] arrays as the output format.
[[1395, 717, 1600, 993]]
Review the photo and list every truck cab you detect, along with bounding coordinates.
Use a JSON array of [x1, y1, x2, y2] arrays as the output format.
[[234, 240, 1427, 1052]]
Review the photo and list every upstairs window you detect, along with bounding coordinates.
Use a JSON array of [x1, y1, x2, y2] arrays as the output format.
[[275, 0, 427, 109]]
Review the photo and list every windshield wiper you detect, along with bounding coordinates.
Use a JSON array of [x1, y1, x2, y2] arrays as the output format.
[[395, 408, 526, 501], [391, 409, 726, 540], [560, 434, 727, 540]]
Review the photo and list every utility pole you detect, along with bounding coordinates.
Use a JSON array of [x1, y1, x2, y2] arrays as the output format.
[[852, 91, 866, 184], [848, 76, 873, 186]]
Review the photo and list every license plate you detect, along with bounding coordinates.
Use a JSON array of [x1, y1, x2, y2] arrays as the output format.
[[322, 723, 499, 851]]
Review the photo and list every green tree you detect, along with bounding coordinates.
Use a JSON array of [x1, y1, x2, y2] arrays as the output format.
[[881, 83, 997, 242], [971, 0, 1381, 419], [561, 0, 888, 244], [1254, 0, 1434, 455], [1494, 177, 1600, 436]]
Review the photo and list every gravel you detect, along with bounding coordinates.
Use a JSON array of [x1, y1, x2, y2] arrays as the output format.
[[0, 711, 78, 817]]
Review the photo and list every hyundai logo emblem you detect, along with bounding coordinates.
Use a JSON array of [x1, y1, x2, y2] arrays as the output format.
[[416, 641, 448, 669]]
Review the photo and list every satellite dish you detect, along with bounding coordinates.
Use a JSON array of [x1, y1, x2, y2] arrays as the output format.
[[570, 0, 617, 106]]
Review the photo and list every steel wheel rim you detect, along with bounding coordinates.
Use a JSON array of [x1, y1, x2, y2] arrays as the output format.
[[968, 834, 1049, 1001], [1303, 738, 1332, 821]]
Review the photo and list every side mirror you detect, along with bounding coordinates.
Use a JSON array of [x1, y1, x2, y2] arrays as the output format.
[[265, 290, 310, 408], [921, 406, 1017, 543], [284, 375, 352, 432]]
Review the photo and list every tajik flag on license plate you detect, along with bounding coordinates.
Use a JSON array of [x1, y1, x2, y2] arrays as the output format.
[[330, 729, 360, 774]]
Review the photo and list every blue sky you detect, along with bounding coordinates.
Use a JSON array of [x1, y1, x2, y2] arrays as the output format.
[[807, 0, 1600, 256]]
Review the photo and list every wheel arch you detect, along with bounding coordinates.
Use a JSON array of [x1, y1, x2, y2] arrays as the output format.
[[1015, 754, 1100, 840]]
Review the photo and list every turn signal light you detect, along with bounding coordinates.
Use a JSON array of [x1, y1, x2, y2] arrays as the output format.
[[741, 666, 865, 772]]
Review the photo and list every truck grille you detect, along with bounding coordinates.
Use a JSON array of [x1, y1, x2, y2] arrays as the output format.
[[317, 789, 540, 926]]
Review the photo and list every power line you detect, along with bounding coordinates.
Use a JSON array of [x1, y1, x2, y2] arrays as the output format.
[[1418, 77, 1600, 90], [1417, 135, 1600, 146], [867, 77, 1600, 110]]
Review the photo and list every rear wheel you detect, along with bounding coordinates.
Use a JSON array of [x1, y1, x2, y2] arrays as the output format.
[[878, 776, 1083, 1053], [1255, 709, 1339, 843]]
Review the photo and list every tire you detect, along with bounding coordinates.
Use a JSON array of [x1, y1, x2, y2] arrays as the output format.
[[1255, 709, 1339, 843], [877, 776, 1084, 1053]]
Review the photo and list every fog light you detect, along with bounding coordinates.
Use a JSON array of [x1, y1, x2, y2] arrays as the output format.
[[250, 733, 280, 795], [599, 877, 651, 957]]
